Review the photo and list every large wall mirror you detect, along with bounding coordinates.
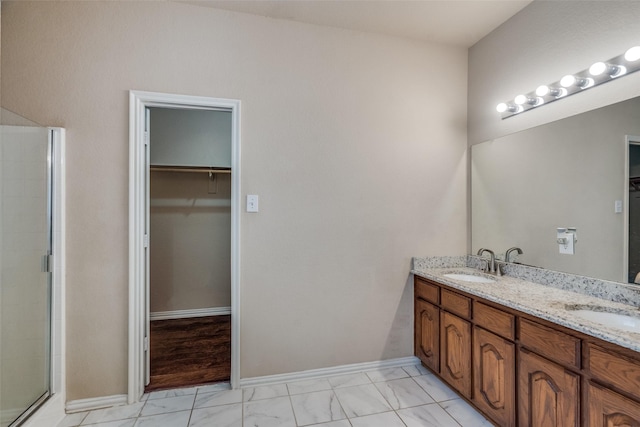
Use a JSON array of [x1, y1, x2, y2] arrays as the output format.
[[471, 96, 640, 284]]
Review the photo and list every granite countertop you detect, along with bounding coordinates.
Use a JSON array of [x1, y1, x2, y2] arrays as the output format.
[[411, 266, 640, 353]]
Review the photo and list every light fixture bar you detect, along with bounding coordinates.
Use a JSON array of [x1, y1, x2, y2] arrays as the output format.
[[497, 45, 640, 119]]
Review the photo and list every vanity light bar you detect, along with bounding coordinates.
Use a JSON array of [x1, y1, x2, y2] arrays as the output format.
[[496, 45, 640, 119]]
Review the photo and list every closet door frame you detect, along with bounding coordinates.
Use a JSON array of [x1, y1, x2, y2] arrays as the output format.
[[128, 90, 241, 403]]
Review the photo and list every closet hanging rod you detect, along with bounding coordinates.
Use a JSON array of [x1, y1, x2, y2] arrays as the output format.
[[150, 165, 231, 174]]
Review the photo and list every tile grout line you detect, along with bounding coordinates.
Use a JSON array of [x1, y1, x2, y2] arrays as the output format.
[[328, 381, 350, 426], [287, 393, 298, 427], [185, 387, 198, 427]]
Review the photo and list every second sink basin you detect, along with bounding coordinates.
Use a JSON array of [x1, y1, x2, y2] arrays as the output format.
[[443, 273, 496, 283], [570, 309, 640, 334]]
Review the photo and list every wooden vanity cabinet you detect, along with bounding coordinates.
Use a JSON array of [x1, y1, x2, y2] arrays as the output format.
[[473, 326, 516, 426], [440, 310, 472, 398], [415, 298, 439, 372], [586, 343, 640, 426], [520, 318, 580, 369], [518, 348, 580, 427], [587, 382, 640, 426], [413, 275, 640, 427]]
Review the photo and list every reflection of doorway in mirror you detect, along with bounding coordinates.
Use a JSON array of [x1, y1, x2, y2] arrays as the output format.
[[627, 139, 640, 283]]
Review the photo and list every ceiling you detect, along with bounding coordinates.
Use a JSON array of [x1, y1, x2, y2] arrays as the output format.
[[180, 0, 533, 48]]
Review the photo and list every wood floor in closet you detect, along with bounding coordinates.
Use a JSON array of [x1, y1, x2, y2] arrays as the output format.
[[146, 315, 231, 392]]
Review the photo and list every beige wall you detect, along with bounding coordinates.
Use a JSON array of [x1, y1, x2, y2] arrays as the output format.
[[1, 2, 467, 400], [468, 1, 640, 145], [150, 171, 231, 312]]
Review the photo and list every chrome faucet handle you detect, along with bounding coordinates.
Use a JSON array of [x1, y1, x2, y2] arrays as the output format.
[[480, 258, 490, 272], [494, 260, 503, 277]]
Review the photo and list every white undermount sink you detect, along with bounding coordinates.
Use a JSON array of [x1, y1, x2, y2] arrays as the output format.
[[443, 273, 496, 283], [570, 309, 640, 334]]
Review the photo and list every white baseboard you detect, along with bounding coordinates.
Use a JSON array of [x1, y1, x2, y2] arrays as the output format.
[[150, 307, 231, 321], [239, 356, 420, 388], [65, 394, 128, 414], [63, 357, 420, 414]]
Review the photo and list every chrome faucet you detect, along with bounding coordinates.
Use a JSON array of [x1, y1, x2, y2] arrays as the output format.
[[505, 247, 523, 263], [477, 248, 498, 275]]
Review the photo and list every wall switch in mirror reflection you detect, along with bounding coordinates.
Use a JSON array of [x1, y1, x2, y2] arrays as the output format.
[[556, 227, 578, 255], [557, 228, 576, 255], [615, 200, 623, 213], [559, 235, 575, 254]]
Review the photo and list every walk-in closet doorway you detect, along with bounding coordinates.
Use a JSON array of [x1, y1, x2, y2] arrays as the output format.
[[129, 92, 241, 402]]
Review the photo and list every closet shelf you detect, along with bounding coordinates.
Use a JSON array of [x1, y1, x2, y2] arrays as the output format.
[[150, 165, 231, 174]]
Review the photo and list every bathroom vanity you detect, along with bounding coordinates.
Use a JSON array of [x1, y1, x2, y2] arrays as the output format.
[[412, 260, 640, 427]]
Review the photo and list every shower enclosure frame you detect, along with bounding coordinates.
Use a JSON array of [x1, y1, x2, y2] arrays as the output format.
[[1, 127, 65, 427]]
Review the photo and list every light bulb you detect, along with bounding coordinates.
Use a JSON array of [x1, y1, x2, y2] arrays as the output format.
[[536, 85, 550, 97], [537, 86, 565, 98], [625, 46, 640, 62], [496, 103, 521, 114], [560, 75, 576, 88], [589, 62, 606, 76], [589, 61, 623, 77], [514, 95, 527, 105], [561, 75, 592, 89]]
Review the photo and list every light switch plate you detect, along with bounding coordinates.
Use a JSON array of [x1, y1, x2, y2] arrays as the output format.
[[247, 195, 259, 212], [615, 200, 623, 213], [559, 234, 574, 254]]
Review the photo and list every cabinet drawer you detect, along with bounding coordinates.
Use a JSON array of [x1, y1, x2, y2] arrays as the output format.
[[519, 318, 580, 368], [415, 278, 439, 304], [474, 301, 515, 340], [441, 289, 471, 319], [589, 344, 640, 400]]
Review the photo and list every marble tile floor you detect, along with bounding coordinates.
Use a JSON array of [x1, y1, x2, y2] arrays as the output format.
[[57, 364, 493, 427]]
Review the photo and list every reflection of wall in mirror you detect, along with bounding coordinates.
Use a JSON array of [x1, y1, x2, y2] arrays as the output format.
[[628, 144, 640, 282], [472, 97, 640, 283]]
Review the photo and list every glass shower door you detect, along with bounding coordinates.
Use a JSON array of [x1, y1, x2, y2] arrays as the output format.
[[0, 125, 52, 426]]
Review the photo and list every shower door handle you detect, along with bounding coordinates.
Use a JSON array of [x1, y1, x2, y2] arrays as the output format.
[[42, 254, 52, 273]]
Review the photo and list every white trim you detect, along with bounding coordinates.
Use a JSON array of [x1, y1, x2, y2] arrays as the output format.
[[65, 395, 128, 414], [150, 307, 231, 321], [239, 356, 421, 388], [51, 128, 67, 399], [129, 91, 241, 404], [23, 128, 67, 427]]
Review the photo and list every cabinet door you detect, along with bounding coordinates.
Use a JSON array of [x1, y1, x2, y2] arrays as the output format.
[[518, 349, 580, 427], [440, 311, 471, 398], [587, 382, 640, 427], [415, 299, 439, 372], [473, 327, 515, 427]]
